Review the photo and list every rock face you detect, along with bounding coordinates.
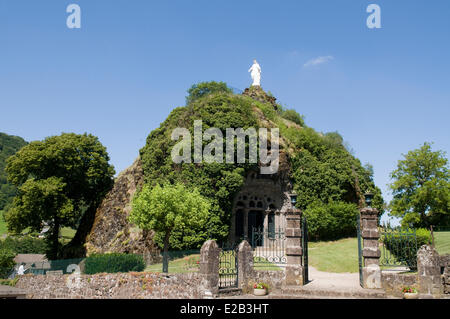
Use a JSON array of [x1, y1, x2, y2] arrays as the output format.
[[242, 86, 278, 110], [85, 158, 160, 263]]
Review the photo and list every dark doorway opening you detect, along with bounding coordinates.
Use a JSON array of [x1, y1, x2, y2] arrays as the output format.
[[248, 210, 264, 246]]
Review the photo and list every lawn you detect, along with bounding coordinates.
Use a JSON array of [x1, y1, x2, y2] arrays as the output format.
[[145, 254, 200, 273], [144, 252, 282, 273], [434, 231, 450, 255], [308, 237, 359, 273]]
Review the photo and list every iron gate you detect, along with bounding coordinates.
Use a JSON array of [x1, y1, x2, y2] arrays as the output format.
[[302, 216, 309, 284], [218, 244, 238, 289], [251, 227, 287, 267]]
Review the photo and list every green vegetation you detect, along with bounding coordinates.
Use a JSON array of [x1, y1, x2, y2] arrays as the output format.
[[4, 133, 115, 259], [186, 81, 233, 105], [389, 142, 449, 228], [308, 238, 359, 273], [434, 231, 450, 254], [303, 201, 359, 241], [145, 254, 200, 273], [381, 228, 431, 270], [0, 236, 47, 254], [0, 277, 19, 286], [130, 183, 210, 272], [0, 248, 16, 278], [139, 82, 383, 245], [0, 133, 27, 211], [0, 210, 7, 236], [84, 253, 145, 274]]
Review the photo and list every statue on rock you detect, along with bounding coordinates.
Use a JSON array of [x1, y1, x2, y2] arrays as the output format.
[[248, 59, 261, 86]]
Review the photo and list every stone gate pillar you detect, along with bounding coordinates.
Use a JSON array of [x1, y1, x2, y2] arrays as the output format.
[[285, 209, 304, 286], [417, 245, 443, 298], [360, 207, 382, 289], [237, 240, 254, 290], [199, 240, 220, 297]]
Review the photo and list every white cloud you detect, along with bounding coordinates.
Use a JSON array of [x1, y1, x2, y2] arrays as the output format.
[[303, 55, 334, 68]]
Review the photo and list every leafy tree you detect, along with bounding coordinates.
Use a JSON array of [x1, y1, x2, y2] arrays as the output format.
[[0, 133, 27, 210], [186, 81, 233, 105], [130, 183, 210, 272], [5, 133, 115, 259], [389, 142, 450, 228], [0, 248, 15, 279]]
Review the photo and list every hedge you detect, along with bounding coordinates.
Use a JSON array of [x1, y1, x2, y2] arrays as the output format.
[[84, 253, 145, 274], [381, 228, 431, 270], [0, 236, 47, 254]]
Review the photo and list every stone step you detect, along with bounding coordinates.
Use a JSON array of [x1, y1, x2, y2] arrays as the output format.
[[271, 286, 386, 299]]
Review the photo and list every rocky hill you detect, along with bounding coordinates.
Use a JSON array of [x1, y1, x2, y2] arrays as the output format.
[[85, 83, 383, 256]]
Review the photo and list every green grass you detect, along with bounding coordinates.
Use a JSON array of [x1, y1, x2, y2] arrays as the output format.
[[145, 254, 200, 273], [308, 237, 359, 273], [434, 231, 450, 254]]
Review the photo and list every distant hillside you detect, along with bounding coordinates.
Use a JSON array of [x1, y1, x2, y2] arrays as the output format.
[[0, 133, 27, 210]]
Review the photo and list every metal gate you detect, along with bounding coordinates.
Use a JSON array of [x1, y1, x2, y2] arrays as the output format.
[[218, 245, 238, 289], [357, 214, 363, 287], [302, 216, 309, 284], [251, 227, 287, 267]]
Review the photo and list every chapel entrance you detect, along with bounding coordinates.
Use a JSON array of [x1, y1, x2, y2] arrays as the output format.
[[248, 210, 264, 247]]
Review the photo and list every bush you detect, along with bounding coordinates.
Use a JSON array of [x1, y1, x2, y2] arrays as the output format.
[[0, 236, 47, 254], [381, 228, 431, 270], [281, 109, 305, 126], [303, 201, 359, 241], [84, 253, 145, 274], [0, 248, 16, 278]]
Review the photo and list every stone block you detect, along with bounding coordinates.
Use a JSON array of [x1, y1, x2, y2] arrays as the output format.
[[286, 246, 302, 256], [285, 265, 304, 286], [363, 247, 381, 258], [363, 264, 382, 289], [285, 228, 301, 238]]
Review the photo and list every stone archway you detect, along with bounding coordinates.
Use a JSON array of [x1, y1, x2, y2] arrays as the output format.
[[228, 168, 292, 245]]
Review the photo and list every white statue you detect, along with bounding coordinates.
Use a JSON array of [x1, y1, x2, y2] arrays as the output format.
[[248, 59, 261, 86]]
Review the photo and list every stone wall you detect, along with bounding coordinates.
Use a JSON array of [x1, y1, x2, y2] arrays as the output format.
[[381, 272, 417, 298], [440, 255, 450, 294], [249, 270, 285, 292], [16, 272, 207, 299]]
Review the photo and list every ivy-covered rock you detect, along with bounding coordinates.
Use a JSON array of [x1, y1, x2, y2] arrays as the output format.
[[86, 82, 384, 254]]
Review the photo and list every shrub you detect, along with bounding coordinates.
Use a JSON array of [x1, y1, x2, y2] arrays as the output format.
[[84, 253, 145, 274], [303, 201, 359, 241], [0, 236, 47, 254], [281, 109, 305, 126], [381, 228, 431, 270], [0, 248, 16, 278]]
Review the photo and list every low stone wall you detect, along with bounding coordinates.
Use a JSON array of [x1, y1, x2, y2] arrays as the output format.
[[240, 270, 285, 294], [16, 272, 207, 299], [381, 272, 417, 298], [440, 255, 450, 294]]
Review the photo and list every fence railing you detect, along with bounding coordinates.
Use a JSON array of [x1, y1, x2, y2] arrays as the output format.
[[379, 228, 418, 270], [251, 227, 286, 269]]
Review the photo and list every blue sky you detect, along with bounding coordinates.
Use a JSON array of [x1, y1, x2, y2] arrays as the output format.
[[1, 1, 449, 224]]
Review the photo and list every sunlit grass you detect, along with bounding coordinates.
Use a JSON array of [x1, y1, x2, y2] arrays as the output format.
[[434, 231, 450, 254], [308, 237, 359, 273]]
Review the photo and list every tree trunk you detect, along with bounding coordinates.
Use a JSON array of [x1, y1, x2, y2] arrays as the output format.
[[48, 218, 60, 260], [162, 231, 170, 273], [62, 203, 98, 258]]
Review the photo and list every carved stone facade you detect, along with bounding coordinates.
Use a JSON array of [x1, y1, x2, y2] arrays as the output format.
[[228, 167, 293, 246]]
